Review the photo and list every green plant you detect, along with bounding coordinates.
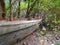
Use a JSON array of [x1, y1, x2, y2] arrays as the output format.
[[57, 43, 60, 45]]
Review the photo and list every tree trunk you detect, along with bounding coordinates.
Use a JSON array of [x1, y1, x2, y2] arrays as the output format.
[[0, 0, 6, 19], [25, 0, 30, 18], [26, 0, 38, 20], [10, 0, 13, 21], [28, 0, 37, 16], [7, 0, 16, 10], [17, 0, 20, 18]]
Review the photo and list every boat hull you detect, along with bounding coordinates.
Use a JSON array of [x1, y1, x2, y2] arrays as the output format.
[[0, 20, 41, 45], [0, 25, 37, 45]]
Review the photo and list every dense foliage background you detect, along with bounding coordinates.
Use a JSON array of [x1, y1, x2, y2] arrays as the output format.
[[0, 0, 60, 21]]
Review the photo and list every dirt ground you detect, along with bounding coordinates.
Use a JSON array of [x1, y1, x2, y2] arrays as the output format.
[[14, 30, 60, 45]]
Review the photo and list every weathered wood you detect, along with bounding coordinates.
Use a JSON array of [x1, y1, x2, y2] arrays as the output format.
[[0, 25, 37, 45], [0, 19, 41, 45]]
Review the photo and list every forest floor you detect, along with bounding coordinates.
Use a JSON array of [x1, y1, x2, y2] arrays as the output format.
[[14, 30, 60, 45]]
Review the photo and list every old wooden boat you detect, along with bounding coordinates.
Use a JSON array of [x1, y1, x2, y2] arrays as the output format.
[[0, 19, 41, 45]]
